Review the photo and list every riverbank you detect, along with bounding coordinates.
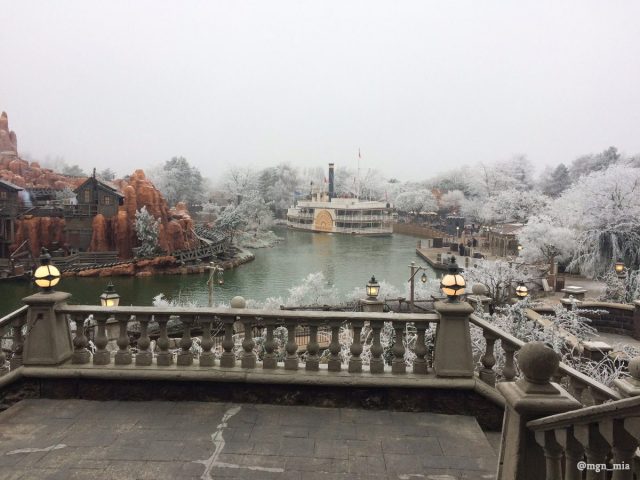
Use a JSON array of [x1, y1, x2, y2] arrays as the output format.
[[61, 248, 256, 278]]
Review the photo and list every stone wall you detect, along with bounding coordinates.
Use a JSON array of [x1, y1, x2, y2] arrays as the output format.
[[392, 222, 445, 245], [559, 300, 640, 340]]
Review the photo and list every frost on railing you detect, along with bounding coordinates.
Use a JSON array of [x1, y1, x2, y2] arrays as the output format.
[[0, 305, 28, 376], [57, 306, 439, 375]]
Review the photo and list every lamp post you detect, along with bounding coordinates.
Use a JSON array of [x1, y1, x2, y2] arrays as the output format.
[[440, 256, 466, 302], [408, 261, 430, 312], [99, 282, 120, 307], [33, 248, 61, 293], [366, 275, 380, 300], [515, 281, 529, 299], [615, 259, 626, 279], [207, 262, 224, 307]]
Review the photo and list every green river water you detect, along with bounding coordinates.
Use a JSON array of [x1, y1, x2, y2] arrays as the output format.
[[0, 227, 435, 316]]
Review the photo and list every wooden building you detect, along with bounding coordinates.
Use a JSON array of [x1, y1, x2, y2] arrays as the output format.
[[0, 180, 23, 258], [487, 223, 523, 257], [65, 176, 125, 251]]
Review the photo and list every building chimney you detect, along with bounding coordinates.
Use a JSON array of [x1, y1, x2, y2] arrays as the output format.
[[328, 163, 335, 199]]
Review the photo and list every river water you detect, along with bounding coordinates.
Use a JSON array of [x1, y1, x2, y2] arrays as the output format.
[[0, 227, 435, 316]]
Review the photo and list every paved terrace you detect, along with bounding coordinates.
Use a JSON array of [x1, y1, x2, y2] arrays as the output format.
[[0, 399, 497, 480]]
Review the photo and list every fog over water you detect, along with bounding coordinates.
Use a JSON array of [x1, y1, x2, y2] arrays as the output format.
[[1, 1, 639, 179]]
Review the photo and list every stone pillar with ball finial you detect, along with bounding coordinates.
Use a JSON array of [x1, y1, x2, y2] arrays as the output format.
[[496, 342, 582, 480], [614, 355, 640, 398]]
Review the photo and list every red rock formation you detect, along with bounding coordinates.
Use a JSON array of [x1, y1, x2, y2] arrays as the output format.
[[13, 217, 67, 257], [0, 112, 17, 153]]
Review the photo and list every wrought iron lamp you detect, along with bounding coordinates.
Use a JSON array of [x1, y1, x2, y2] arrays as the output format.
[[420, 272, 428, 283], [440, 256, 465, 302], [33, 248, 61, 293], [366, 276, 380, 299], [614, 259, 625, 277], [100, 282, 121, 307]]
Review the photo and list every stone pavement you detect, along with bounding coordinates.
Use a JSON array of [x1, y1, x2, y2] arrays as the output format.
[[0, 399, 497, 480]]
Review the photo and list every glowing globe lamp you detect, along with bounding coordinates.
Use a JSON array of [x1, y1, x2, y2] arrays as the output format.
[[614, 260, 625, 275], [515, 281, 529, 298], [440, 256, 465, 302], [33, 249, 61, 293]]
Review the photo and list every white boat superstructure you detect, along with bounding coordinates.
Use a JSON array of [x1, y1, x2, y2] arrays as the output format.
[[286, 163, 395, 236]]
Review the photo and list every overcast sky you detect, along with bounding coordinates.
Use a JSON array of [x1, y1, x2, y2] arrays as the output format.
[[1, 1, 639, 181]]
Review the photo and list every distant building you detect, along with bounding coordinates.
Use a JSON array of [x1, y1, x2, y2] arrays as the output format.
[[487, 223, 524, 257], [0, 179, 23, 258], [64, 176, 125, 251]]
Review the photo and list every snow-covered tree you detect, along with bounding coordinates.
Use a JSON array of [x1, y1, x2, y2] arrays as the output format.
[[152, 156, 205, 208], [440, 190, 466, 212], [570, 146, 621, 181], [478, 188, 546, 224], [394, 189, 438, 216], [518, 215, 576, 270], [258, 163, 299, 216], [538, 163, 571, 198], [97, 168, 116, 182], [466, 259, 536, 305], [552, 164, 640, 277], [220, 166, 259, 205], [135, 206, 160, 257]]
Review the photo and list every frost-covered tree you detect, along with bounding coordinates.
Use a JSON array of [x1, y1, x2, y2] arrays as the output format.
[[135, 206, 160, 257], [152, 156, 205, 208], [538, 163, 571, 198], [440, 190, 465, 212], [466, 259, 536, 305], [552, 164, 640, 277], [97, 168, 116, 182], [221, 166, 259, 205], [62, 164, 87, 177], [570, 146, 621, 181], [478, 188, 546, 224], [216, 205, 246, 243], [518, 215, 576, 271], [394, 189, 438, 216], [258, 163, 299, 217]]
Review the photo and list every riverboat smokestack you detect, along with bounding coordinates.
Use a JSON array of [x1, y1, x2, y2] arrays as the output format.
[[328, 163, 335, 199]]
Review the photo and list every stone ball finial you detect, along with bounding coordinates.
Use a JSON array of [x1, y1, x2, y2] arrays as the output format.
[[471, 283, 488, 296], [230, 296, 246, 309], [628, 357, 640, 381], [517, 341, 560, 385]]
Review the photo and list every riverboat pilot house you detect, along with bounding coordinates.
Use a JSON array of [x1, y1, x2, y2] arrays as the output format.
[[0, 179, 22, 258], [65, 175, 124, 251]]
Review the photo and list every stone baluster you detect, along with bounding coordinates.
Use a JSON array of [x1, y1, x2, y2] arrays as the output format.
[[328, 319, 342, 372], [155, 315, 173, 366], [114, 314, 132, 365], [93, 314, 111, 365], [413, 321, 428, 374], [501, 341, 517, 381], [573, 423, 610, 480], [348, 319, 364, 373], [599, 418, 638, 480], [589, 387, 608, 406], [177, 315, 194, 366], [9, 319, 24, 370], [568, 377, 586, 404], [199, 316, 215, 367], [135, 314, 152, 366], [479, 330, 498, 386], [72, 314, 91, 364], [369, 319, 384, 374], [284, 319, 299, 370], [220, 316, 236, 368], [391, 321, 406, 374], [555, 426, 585, 480], [241, 317, 256, 368], [0, 327, 7, 374], [262, 318, 277, 369], [496, 342, 581, 480], [534, 430, 564, 480], [305, 319, 320, 371]]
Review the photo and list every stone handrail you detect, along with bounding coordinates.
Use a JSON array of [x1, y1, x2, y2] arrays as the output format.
[[525, 395, 640, 479], [0, 304, 28, 373], [55, 305, 439, 375], [469, 313, 621, 404]]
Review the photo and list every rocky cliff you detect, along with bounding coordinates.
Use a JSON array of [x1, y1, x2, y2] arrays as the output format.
[[1, 111, 198, 259]]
